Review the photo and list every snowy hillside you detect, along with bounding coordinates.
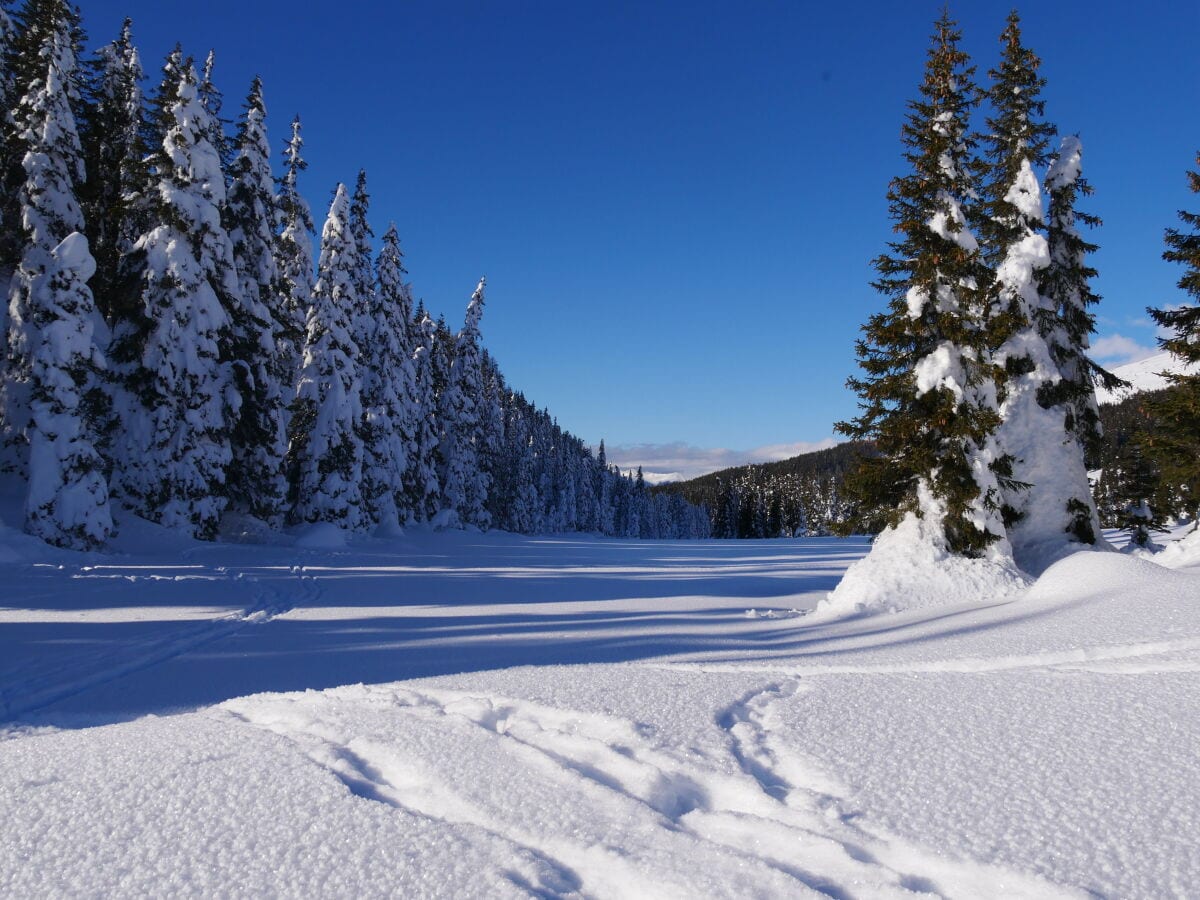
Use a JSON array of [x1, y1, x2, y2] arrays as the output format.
[[1095, 350, 1198, 404], [2, 508, 1198, 897]]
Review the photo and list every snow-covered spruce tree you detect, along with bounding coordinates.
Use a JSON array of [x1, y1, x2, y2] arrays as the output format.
[[0, 0, 60, 275], [197, 50, 232, 178], [1142, 151, 1200, 525], [274, 115, 314, 380], [478, 348, 505, 512], [107, 53, 237, 539], [225, 76, 288, 526], [438, 278, 490, 528], [9, 16, 111, 547], [1, 0, 84, 469], [285, 183, 365, 530], [405, 302, 442, 520], [1042, 137, 1121, 465], [360, 224, 416, 529], [978, 12, 1100, 569], [79, 17, 143, 322], [26, 233, 112, 547], [836, 12, 1008, 558], [348, 169, 374, 349], [595, 439, 614, 535]]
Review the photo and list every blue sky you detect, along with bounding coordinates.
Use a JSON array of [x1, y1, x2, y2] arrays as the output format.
[[81, 0, 1199, 480]]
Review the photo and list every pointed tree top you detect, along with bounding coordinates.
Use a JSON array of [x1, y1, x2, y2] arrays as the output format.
[[328, 181, 349, 215]]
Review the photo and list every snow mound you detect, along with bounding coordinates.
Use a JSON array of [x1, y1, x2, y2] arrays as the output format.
[[293, 522, 349, 549], [1152, 528, 1200, 570], [219, 512, 279, 545], [1027, 547, 1186, 601], [429, 508, 460, 531], [815, 511, 1029, 620]]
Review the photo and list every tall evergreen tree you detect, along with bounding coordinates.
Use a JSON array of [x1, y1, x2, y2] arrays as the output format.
[[107, 53, 237, 538], [439, 278, 490, 528], [286, 183, 364, 529], [25, 233, 111, 548], [406, 302, 441, 521], [595, 439, 615, 535], [980, 12, 1099, 567], [360, 224, 416, 529], [225, 76, 288, 525], [477, 348, 505, 505], [7, 14, 111, 547], [79, 17, 143, 320], [1143, 151, 1200, 524], [2, 0, 85, 274], [274, 115, 314, 381], [2, 0, 83, 467], [348, 168, 374, 348], [837, 12, 1007, 557], [197, 49, 232, 177], [1042, 136, 1119, 465]]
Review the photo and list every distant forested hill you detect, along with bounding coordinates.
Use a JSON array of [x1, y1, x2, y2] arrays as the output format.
[[657, 383, 1193, 539], [653, 443, 873, 538]]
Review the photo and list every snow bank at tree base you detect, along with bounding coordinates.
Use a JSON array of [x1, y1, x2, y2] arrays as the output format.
[[1148, 525, 1200, 569], [814, 510, 1030, 620], [292, 521, 350, 549]]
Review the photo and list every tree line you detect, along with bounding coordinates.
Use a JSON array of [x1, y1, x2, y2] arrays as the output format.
[[0, 0, 709, 549]]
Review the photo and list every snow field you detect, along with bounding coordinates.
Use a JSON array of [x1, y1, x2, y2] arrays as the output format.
[[1, 519, 1198, 898]]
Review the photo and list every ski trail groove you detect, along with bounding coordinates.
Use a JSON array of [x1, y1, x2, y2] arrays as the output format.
[[0, 564, 320, 721]]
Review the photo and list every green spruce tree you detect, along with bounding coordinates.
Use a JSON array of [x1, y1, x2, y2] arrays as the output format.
[[978, 11, 1102, 567], [1143, 151, 1200, 525], [226, 76, 289, 526], [79, 17, 144, 321], [837, 12, 1006, 557], [1042, 137, 1121, 465]]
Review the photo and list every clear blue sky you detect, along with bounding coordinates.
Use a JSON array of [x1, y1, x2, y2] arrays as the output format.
[[81, 0, 1199, 477]]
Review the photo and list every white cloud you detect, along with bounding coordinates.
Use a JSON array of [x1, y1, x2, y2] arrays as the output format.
[[607, 438, 839, 484], [1091, 333, 1159, 366]]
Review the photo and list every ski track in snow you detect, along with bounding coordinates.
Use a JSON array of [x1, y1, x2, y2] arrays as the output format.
[[223, 679, 1077, 900], [0, 563, 322, 720]]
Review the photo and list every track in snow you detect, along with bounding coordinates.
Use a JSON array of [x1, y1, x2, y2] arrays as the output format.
[[225, 680, 1076, 900], [0, 563, 321, 721]]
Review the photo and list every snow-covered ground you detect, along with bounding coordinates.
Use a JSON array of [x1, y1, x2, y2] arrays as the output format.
[[1095, 350, 1199, 404], [2, 486, 1198, 897]]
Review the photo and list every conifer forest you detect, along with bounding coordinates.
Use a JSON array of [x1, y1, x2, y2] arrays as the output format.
[[0, 0, 710, 550]]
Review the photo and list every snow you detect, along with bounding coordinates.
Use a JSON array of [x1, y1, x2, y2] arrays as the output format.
[[913, 340, 967, 400], [1044, 135, 1083, 192], [293, 520, 350, 549], [817, 484, 1028, 619], [926, 192, 978, 251], [1002, 159, 1045, 222], [1095, 349, 1200, 404], [1, 485, 1198, 897], [1150, 525, 1200, 569]]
